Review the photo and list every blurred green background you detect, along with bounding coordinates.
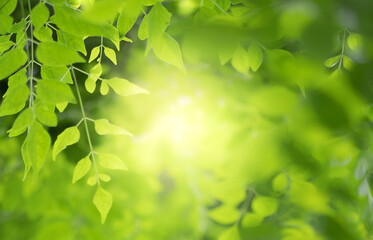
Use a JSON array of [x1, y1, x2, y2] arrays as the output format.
[[2, 0, 373, 239]]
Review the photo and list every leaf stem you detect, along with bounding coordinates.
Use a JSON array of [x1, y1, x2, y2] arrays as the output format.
[[27, 0, 35, 118], [71, 67, 101, 186], [338, 29, 347, 69], [72, 66, 105, 81]]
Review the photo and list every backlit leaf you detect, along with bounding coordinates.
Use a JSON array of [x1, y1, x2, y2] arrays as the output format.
[[57, 30, 87, 55], [138, 14, 149, 40], [98, 153, 128, 170], [0, 68, 29, 116], [209, 204, 240, 224], [324, 55, 340, 68], [252, 196, 278, 217], [41, 66, 72, 84], [107, 77, 149, 96], [146, 3, 171, 54], [0, 48, 27, 80], [7, 108, 33, 137], [37, 80, 76, 104], [53, 126, 80, 161], [89, 46, 101, 63], [100, 81, 109, 95], [0, 14, 13, 34], [93, 186, 113, 224], [30, 2, 49, 30], [247, 42, 263, 72], [72, 155, 92, 183], [22, 121, 51, 177], [85, 63, 102, 93], [153, 33, 185, 72], [36, 41, 85, 66], [218, 226, 240, 240], [231, 46, 249, 74], [34, 101, 57, 127], [94, 118, 132, 136], [104, 47, 117, 65], [117, 1, 141, 37]]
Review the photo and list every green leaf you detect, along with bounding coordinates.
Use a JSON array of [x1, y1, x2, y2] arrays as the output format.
[[247, 42, 263, 72], [107, 77, 149, 96], [342, 56, 353, 70], [98, 153, 128, 170], [146, 3, 171, 54], [52, 126, 80, 161], [0, 14, 13, 34], [21, 138, 32, 180], [72, 155, 92, 183], [83, 0, 124, 23], [209, 204, 240, 224], [53, 5, 119, 49], [241, 213, 263, 228], [30, 2, 49, 30], [7, 108, 33, 137], [41, 66, 73, 84], [194, 7, 217, 25], [117, 0, 141, 37], [36, 41, 85, 66], [0, 48, 27, 80], [87, 175, 97, 186], [94, 119, 132, 136], [251, 196, 278, 217], [93, 186, 113, 224], [56, 102, 68, 113], [0, 40, 13, 54], [218, 226, 241, 240], [36, 80, 76, 104], [104, 47, 117, 65], [99, 173, 111, 182], [89, 46, 100, 63], [34, 26, 53, 42], [22, 121, 51, 177], [231, 46, 249, 74], [138, 14, 149, 40], [347, 33, 363, 51], [85, 63, 102, 93], [0, 0, 17, 15], [34, 101, 57, 127], [272, 173, 288, 193], [153, 33, 185, 72], [0, 68, 29, 116], [57, 30, 87, 55], [100, 81, 109, 95], [9, 19, 25, 33], [324, 55, 340, 68]]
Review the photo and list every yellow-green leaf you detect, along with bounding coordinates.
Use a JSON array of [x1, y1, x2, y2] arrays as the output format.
[[30, 2, 49, 30], [241, 212, 263, 228], [218, 226, 241, 240], [209, 204, 240, 224], [36, 41, 85, 66], [324, 55, 340, 68], [7, 108, 33, 137], [104, 47, 117, 65], [138, 14, 149, 40], [99, 173, 111, 182], [72, 155, 91, 183], [117, 1, 141, 37], [100, 81, 109, 95], [153, 33, 185, 73], [36, 80, 76, 104], [98, 153, 128, 170], [251, 196, 278, 217], [53, 126, 80, 161], [87, 175, 97, 186], [41, 66, 73, 84], [146, 3, 171, 54], [94, 118, 132, 136], [107, 77, 149, 96], [247, 42, 263, 72], [93, 186, 113, 224], [89, 46, 100, 63], [231, 46, 249, 74], [85, 63, 102, 93], [0, 48, 27, 80], [22, 121, 51, 177], [35, 101, 57, 127], [0, 68, 29, 116]]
